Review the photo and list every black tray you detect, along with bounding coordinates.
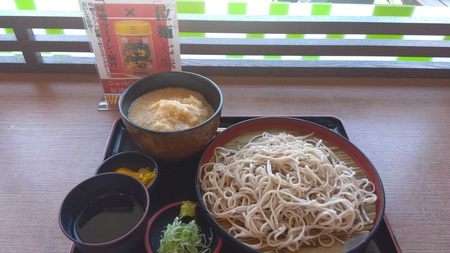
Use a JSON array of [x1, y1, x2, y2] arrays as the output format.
[[72, 116, 401, 253]]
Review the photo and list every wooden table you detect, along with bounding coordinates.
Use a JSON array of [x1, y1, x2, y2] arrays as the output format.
[[1, 73, 449, 252]]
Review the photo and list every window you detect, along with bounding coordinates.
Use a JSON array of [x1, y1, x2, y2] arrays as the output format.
[[1, 0, 449, 78]]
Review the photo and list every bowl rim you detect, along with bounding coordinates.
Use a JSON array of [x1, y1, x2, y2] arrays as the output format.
[[59, 172, 150, 247], [118, 71, 223, 135], [195, 116, 385, 253], [144, 201, 223, 253]]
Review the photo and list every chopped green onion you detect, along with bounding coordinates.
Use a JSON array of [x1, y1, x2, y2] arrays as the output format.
[[158, 202, 212, 253]]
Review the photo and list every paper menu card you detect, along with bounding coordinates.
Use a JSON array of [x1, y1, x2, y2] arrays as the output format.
[[80, 0, 181, 101]]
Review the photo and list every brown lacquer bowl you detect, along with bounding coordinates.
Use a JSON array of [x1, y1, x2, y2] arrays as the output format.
[[196, 117, 385, 253], [119, 71, 223, 161]]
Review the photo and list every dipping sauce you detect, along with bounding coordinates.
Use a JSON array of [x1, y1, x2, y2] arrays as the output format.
[[73, 193, 143, 243], [128, 87, 214, 131]]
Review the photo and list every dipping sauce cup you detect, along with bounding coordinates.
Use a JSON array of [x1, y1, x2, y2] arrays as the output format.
[[59, 173, 150, 253]]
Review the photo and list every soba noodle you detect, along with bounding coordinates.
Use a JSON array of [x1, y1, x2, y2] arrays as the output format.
[[201, 132, 377, 252]]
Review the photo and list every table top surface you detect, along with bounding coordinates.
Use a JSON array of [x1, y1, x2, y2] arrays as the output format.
[[1, 73, 449, 253]]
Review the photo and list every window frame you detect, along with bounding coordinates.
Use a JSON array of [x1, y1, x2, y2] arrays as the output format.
[[1, 9, 449, 78]]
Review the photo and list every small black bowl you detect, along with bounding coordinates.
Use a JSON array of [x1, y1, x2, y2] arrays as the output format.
[[96, 151, 158, 190], [144, 201, 223, 253], [59, 173, 150, 253]]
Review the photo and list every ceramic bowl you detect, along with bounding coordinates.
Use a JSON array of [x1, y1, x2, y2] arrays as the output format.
[[96, 151, 158, 190], [196, 117, 385, 253], [144, 201, 223, 253], [59, 173, 150, 253], [119, 71, 223, 161]]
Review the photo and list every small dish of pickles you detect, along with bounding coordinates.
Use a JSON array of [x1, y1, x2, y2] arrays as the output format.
[[96, 151, 158, 190]]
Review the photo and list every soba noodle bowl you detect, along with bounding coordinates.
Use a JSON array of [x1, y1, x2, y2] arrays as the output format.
[[200, 131, 377, 252]]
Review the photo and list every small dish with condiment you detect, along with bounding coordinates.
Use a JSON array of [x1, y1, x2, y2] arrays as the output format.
[[96, 151, 158, 190], [144, 201, 223, 253]]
